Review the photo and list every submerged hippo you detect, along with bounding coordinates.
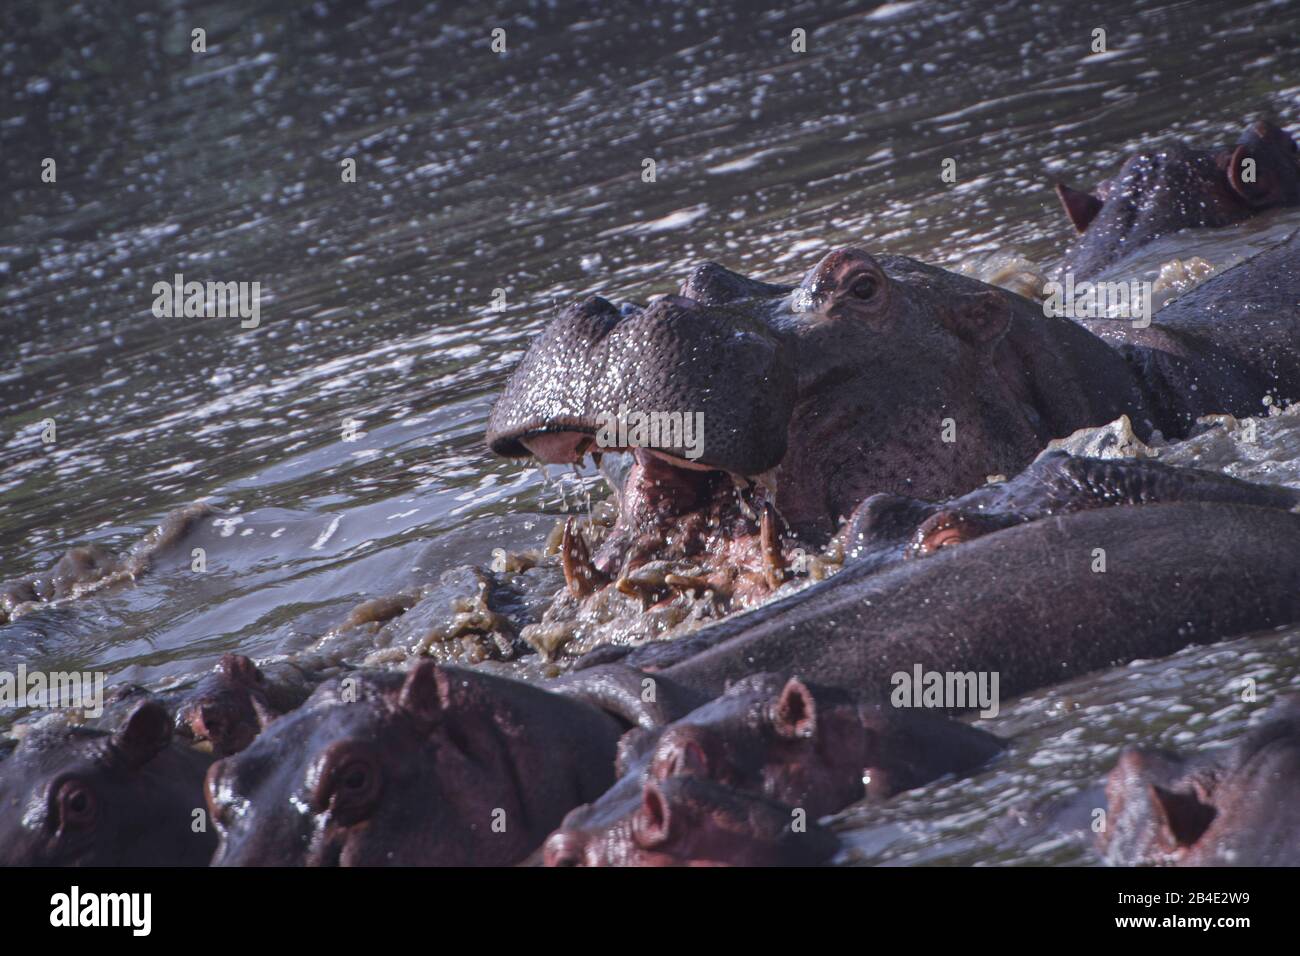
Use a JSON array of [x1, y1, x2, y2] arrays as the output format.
[[487, 235, 1300, 596], [1056, 120, 1300, 279], [837, 450, 1300, 569], [206, 661, 624, 865], [1099, 697, 1300, 866], [543, 672, 1002, 866], [0, 700, 216, 866], [172, 654, 295, 757], [0, 502, 212, 625], [585, 501, 1300, 705], [547, 774, 842, 867]]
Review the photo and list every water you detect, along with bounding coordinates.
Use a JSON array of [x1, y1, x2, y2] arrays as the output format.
[[3, 0, 1299, 864]]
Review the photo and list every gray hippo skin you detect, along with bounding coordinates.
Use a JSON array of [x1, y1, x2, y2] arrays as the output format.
[[543, 672, 1002, 866], [591, 502, 1300, 704], [1056, 120, 1300, 279], [1099, 696, 1300, 866], [206, 661, 625, 865], [0, 700, 216, 866], [487, 236, 1300, 594]]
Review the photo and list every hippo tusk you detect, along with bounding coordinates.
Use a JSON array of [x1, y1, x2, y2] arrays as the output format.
[[562, 518, 605, 598], [761, 503, 785, 589]]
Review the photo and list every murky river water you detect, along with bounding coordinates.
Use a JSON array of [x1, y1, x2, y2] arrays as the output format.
[[3, 0, 1299, 865]]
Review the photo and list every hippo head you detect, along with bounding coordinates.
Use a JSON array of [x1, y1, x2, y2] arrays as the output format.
[[206, 661, 618, 866], [1099, 697, 1300, 866], [175, 654, 278, 757], [1056, 120, 1300, 279], [489, 247, 1071, 595], [0, 701, 216, 866], [542, 674, 868, 866], [543, 773, 840, 866]]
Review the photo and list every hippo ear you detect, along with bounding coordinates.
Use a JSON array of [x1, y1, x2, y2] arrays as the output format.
[[112, 700, 173, 768], [1147, 783, 1216, 848], [1055, 183, 1104, 233], [218, 653, 263, 687], [945, 291, 1011, 348], [1227, 141, 1291, 208], [398, 660, 447, 729], [771, 677, 817, 739]]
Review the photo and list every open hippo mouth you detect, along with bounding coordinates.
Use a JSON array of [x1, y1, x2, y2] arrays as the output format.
[[486, 286, 805, 607]]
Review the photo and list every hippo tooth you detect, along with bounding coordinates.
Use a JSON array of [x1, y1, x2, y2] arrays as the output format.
[[731, 474, 758, 521], [760, 503, 786, 589], [561, 518, 605, 598]]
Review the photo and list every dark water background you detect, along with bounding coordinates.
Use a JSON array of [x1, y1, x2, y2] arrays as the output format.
[[3, 0, 1300, 864]]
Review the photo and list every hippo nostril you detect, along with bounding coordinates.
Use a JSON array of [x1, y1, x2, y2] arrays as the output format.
[[633, 781, 673, 849]]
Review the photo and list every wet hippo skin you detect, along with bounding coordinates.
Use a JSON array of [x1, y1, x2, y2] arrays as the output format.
[[1056, 120, 1300, 279], [205, 661, 625, 866], [0, 700, 217, 866], [1099, 696, 1300, 866], [590, 502, 1300, 706], [543, 672, 1002, 866]]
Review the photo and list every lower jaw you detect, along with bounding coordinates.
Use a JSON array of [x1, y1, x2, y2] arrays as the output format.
[[518, 470, 842, 662]]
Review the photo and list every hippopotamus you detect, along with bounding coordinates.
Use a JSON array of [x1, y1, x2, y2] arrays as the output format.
[[546, 774, 842, 867], [487, 234, 1300, 595], [1098, 696, 1300, 866], [1055, 120, 1300, 279], [837, 451, 1300, 570], [0, 700, 216, 866], [543, 672, 1002, 866], [0, 502, 211, 625], [206, 661, 625, 865], [583, 500, 1300, 707], [172, 654, 294, 757]]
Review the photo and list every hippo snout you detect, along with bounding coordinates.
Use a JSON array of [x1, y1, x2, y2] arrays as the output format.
[[486, 293, 795, 478]]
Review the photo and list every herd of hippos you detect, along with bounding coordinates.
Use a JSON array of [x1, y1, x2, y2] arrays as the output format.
[[3, 119, 1300, 867]]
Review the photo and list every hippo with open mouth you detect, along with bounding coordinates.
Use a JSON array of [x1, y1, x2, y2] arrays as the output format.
[[488, 233, 1300, 614]]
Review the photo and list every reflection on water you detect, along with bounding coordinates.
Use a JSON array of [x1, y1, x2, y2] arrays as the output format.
[[2, 0, 1299, 865]]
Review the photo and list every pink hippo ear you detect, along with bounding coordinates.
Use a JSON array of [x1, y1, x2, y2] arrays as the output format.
[[398, 660, 448, 730], [1147, 783, 1217, 848], [112, 700, 173, 768], [944, 291, 1012, 348], [771, 677, 818, 739], [1055, 182, 1104, 233]]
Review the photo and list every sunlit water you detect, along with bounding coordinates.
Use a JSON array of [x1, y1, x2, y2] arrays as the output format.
[[3, 0, 1299, 865]]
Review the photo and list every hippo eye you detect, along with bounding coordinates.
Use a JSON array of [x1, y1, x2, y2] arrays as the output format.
[[317, 747, 382, 823], [55, 779, 97, 831], [848, 275, 879, 300]]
